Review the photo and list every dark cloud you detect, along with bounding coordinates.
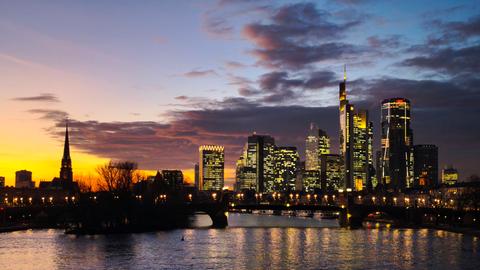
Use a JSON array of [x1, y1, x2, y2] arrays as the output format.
[[426, 15, 480, 45], [242, 2, 364, 69], [400, 45, 480, 75], [367, 35, 403, 50], [12, 93, 59, 103], [182, 69, 218, 78]]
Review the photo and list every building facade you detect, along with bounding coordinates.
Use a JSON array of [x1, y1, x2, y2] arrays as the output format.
[[0, 176, 5, 188], [320, 154, 343, 191], [273, 146, 299, 192], [161, 170, 184, 190], [413, 144, 438, 188], [442, 166, 459, 186], [15, 170, 34, 188], [199, 145, 224, 191], [380, 98, 414, 190]]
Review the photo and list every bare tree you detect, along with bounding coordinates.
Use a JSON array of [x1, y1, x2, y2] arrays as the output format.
[[97, 161, 139, 193], [76, 173, 97, 193]]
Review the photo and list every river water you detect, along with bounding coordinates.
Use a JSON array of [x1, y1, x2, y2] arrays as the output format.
[[0, 213, 478, 270]]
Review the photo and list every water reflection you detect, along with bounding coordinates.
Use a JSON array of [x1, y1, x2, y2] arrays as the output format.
[[0, 214, 478, 270]]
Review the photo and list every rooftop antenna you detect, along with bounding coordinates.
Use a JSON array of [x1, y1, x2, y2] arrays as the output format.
[[343, 64, 347, 82]]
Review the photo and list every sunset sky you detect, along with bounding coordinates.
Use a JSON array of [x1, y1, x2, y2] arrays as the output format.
[[0, 0, 479, 187]]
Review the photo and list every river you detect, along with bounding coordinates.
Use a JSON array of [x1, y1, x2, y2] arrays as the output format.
[[0, 213, 478, 269]]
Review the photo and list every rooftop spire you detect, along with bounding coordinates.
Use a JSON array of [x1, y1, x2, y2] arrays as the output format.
[[343, 64, 347, 82], [62, 119, 70, 160]]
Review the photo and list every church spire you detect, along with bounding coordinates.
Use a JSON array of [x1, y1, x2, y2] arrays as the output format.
[[63, 120, 71, 161], [60, 119, 73, 183]]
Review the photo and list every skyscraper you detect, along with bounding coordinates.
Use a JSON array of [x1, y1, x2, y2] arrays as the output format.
[[235, 144, 256, 191], [352, 110, 373, 191], [247, 134, 276, 192], [320, 154, 343, 191], [273, 146, 299, 192], [199, 145, 224, 191], [339, 66, 372, 191], [60, 122, 73, 184], [0, 176, 5, 188], [305, 123, 320, 171], [381, 98, 414, 190], [413, 144, 438, 188]]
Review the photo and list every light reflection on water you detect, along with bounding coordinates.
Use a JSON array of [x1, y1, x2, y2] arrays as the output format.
[[0, 213, 478, 270]]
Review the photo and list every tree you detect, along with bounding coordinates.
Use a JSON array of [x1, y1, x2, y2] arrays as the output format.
[[97, 161, 139, 193]]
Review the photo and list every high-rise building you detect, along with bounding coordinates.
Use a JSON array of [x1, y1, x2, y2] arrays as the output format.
[[352, 110, 373, 191], [381, 98, 414, 190], [413, 145, 438, 188], [60, 122, 73, 184], [15, 170, 34, 188], [199, 145, 224, 191], [320, 154, 343, 191], [339, 68, 354, 190], [303, 170, 320, 193], [162, 170, 184, 190], [339, 66, 372, 191], [248, 134, 276, 192], [273, 146, 299, 192], [442, 166, 459, 186], [305, 123, 320, 171], [235, 144, 256, 191], [0, 176, 5, 188]]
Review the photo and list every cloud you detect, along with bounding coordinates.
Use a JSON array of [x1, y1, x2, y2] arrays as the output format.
[[242, 2, 364, 69], [225, 61, 247, 69], [203, 16, 234, 36], [426, 15, 480, 45], [182, 69, 218, 78], [400, 45, 480, 75], [12, 93, 60, 103], [28, 109, 69, 121]]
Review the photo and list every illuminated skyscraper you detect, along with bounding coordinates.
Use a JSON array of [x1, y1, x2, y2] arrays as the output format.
[[352, 110, 373, 191], [273, 146, 299, 192], [235, 134, 276, 192], [413, 144, 438, 188], [305, 123, 320, 171], [339, 66, 354, 189], [381, 98, 414, 190], [320, 154, 343, 191], [339, 66, 372, 191], [199, 145, 224, 191]]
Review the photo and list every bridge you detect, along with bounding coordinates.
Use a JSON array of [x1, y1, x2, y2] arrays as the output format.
[[1, 191, 479, 230]]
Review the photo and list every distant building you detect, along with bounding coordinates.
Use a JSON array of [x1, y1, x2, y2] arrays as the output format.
[[380, 98, 414, 190], [442, 166, 459, 186], [305, 123, 320, 171], [303, 170, 320, 193], [41, 122, 79, 192], [320, 154, 343, 191], [0, 176, 5, 188], [235, 134, 276, 192], [194, 163, 199, 189], [162, 170, 184, 190], [414, 144, 439, 188], [199, 145, 224, 191], [273, 146, 299, 192], [15, 170, 34, 188]]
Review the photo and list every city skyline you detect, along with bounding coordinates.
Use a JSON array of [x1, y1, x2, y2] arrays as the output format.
[[1, 0, 479, 187]]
